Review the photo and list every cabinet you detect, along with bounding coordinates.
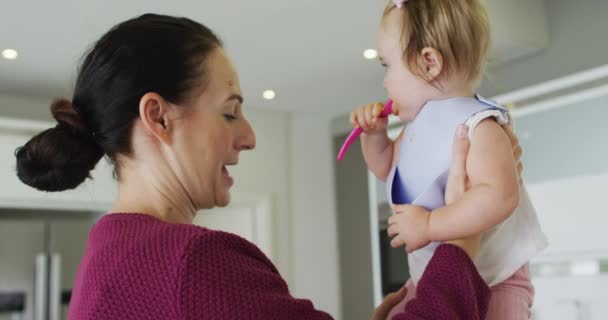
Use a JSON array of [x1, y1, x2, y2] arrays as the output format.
[[0, 209, 100, 320]]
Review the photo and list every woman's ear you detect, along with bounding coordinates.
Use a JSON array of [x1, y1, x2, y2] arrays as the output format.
[[138, 92, 173, 145], [420, 47, 444, 82]]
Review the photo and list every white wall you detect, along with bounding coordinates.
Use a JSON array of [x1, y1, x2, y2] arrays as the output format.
[[527, 172, 608, 257], [289, 113, 341, 318], [209, 107, 343, 318], [239, 111, 342, 318], [532, 274, 608, 320], [481, 0, 608, 96], [0, 94, 51, 121], [509, 85, 608, 257], [222, 108, 295, 284]]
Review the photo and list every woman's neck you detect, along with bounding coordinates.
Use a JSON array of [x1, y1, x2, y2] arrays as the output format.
[[109, 158, 198, 224]]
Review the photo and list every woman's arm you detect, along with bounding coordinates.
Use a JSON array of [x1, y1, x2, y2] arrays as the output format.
[[429, 119, 520, 241], [391, 244, 491, 320], [178, 232, 333, 320]]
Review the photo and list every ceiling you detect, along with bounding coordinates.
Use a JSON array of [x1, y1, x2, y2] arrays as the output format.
[[0, 0, 546, 118]]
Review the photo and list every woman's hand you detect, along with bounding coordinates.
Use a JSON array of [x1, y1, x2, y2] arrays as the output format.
[[504, 125, 524, 185], [370, 286, 408, 320], [443, 125, 481, 258], [444, 124, 524, 258]]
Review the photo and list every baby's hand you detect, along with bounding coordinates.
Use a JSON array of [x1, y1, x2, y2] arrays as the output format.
[[350, 102, 389, 133], [387, 204, 431, 253]]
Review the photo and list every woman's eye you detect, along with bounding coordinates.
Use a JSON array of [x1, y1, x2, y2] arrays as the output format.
[[224, 114, 238, 121]]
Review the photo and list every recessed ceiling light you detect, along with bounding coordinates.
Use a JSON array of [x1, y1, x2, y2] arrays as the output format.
[[263, 90, 276, 100], [2, 49, 18, 60], [363, 49, 378, 60]]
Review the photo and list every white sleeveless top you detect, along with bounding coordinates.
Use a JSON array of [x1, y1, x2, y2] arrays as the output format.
[[386, 95, 548, 286]]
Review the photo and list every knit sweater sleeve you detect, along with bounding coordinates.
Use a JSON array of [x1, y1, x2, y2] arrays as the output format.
[[177, 231, 333, 320], [392, 244, 491, 320]]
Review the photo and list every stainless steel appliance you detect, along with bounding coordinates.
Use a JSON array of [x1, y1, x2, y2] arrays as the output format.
[[0, 208, 99, 320]]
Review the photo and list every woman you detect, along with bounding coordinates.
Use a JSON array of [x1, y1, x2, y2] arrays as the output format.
[[15, 14, 521, 319]]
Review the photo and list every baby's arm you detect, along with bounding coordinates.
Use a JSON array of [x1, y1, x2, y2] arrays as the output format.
[[428, 119, 520, 241], [362, 130, 399, 181], [351, 102, 399, 181]]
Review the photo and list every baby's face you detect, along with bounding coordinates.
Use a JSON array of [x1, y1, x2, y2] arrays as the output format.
[[377, 9, 437, 121]]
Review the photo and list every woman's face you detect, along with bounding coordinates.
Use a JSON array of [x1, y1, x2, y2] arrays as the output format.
[[170, 48, 256, 209]]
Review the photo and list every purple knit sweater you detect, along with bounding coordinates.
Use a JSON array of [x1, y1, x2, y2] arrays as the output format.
[[68, 213, 490, 319]]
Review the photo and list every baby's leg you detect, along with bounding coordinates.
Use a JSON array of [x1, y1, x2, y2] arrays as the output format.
[[486, 264, 534, 320], [385, 280, 417, 320]]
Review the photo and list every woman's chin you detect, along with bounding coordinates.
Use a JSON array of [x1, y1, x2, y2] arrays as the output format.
[[215, 192, 231, 207]]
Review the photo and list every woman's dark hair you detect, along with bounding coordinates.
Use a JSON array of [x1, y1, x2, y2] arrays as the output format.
[[15, 13, 222, 192]]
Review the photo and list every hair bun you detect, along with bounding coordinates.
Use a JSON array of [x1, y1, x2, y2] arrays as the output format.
[[51, 98, 85, 132], [14, 99, 104, 192]]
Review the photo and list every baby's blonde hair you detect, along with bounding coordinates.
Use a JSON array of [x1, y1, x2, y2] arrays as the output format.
[[383, 0, 491, 84]]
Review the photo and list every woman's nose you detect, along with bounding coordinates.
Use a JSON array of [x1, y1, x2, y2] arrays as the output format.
[[236, 119, 256, 151]]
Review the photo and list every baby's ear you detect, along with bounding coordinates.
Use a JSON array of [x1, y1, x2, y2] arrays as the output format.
[[420, 47, 444, 81]]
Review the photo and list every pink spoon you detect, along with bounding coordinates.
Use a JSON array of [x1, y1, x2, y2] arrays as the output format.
[[337, 100, 393, 161]]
